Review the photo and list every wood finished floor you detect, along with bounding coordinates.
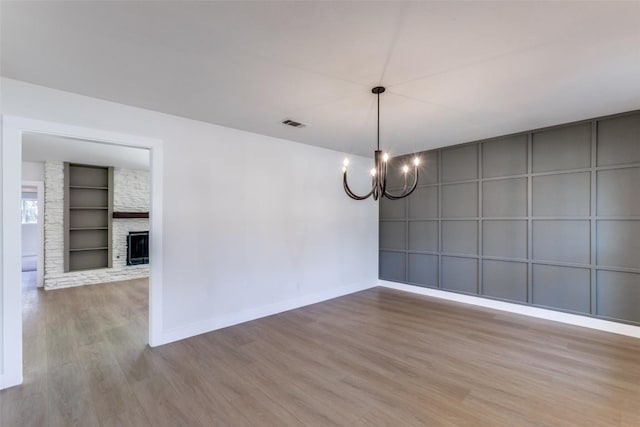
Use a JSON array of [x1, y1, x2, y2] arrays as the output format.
[[2, 279, 640, 427]]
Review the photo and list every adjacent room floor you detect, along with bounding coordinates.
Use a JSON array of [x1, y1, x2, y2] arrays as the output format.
[[1, 279, 639, 426]]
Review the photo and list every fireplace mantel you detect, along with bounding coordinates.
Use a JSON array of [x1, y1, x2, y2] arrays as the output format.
[[113, 212, 149, 219]]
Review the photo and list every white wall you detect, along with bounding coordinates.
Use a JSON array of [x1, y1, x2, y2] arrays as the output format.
[[21, 224, 38, 257], [0, 78, 378, 382], [22, 161, 44, 181]]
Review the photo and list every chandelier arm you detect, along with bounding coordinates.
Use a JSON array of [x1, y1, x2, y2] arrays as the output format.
[[383, 167, 419, 200], [401, 170, 408, 193], [343, 171, 374, 200]]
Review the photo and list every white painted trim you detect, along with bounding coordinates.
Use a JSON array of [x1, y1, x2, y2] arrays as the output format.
[[1, 116, 23, 389], [1, 115, 164, 389], [160, 281, 376, 345], [379, 280, 640, 339], [22, 180, 44, 287]]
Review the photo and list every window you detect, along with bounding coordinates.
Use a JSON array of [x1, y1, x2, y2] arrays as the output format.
[[21, 198, 38, 224]]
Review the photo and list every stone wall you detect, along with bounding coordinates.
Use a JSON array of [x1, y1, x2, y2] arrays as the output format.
[[43, 161, 150, 289]]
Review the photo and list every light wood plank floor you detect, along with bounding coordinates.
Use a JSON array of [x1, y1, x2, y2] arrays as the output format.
[[2, 278, 640, 426]]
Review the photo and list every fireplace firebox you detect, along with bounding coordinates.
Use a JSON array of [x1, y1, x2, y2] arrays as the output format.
[[127, 231, 149, 265]]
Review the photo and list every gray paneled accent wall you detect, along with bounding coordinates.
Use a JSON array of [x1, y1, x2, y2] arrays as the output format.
[[379, 110, 640, 325]]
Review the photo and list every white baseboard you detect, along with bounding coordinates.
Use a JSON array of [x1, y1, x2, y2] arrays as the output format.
[[379, 280, 640, 339], [159, 281, 376, 345]]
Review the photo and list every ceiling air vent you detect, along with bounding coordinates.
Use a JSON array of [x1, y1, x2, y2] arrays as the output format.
[[281, 119, 307, 128]]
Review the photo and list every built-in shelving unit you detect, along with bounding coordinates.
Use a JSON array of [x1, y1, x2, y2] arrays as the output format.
[[64, 163, 114, 272]]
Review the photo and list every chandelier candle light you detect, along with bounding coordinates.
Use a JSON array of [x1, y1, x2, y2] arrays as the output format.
[[343, 86, 420, 201]]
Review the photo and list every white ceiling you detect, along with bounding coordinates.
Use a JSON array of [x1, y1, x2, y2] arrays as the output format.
[[2, 1, 640, 157], [22, 132, 150, 170]]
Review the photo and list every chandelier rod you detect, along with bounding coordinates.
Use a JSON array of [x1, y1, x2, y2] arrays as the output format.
[[377, 90, 380, 151]]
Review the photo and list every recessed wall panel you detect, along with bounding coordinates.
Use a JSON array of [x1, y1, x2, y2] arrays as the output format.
[[380, 251, 406, 282], [597, 220, 640, 269], [482, 178, 527, 217], [597, 113, 640, 166], [408, 221, 438, 252], [408, 254, 438, 287], [442, 182, 478, 218], [380, 221, 406, 250], [483, 220, 527, 259], [418, 150, 439, 185], [442, 220, 477, 255], [442, 256, 478, 294], [442, 144, 477, 182], [597, 168, 640, 216], [482, 135, 528, 178], [532, 264, 590, 314], [532, 172, 590, 217], [408, 186, 438, 219], [483, 260, 527, 302], [380, 196, 406, 219], [532, 123, 591, 172], [597, 270, 640, 323], [532, 220, 590, 264]]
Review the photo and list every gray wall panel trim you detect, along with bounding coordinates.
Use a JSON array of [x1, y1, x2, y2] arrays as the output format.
[[484, 255, 529, 263], [597, 216, 640, 220], [530, 216, 590, 220], [596, 265, 640, 274], [482, 174, 528, 182], [438, 178, 482, 185], [596, 162, 640, 171], [530, 168, 593, 177], [590, 121, 598, 316], [527, 133, 533, 303], [407, 250, 441, 256], [441, 253, 480, 259], [478, 142, 484, 295], [380, 110, 640, 325], [438, 148, 443, 288], [532, 260, 593, 269]]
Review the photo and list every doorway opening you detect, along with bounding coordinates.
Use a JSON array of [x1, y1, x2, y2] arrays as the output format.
[[1, 116, 164, 390]]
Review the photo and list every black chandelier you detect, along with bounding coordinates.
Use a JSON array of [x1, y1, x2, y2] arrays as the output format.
[[343, 86, 420, 201]]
